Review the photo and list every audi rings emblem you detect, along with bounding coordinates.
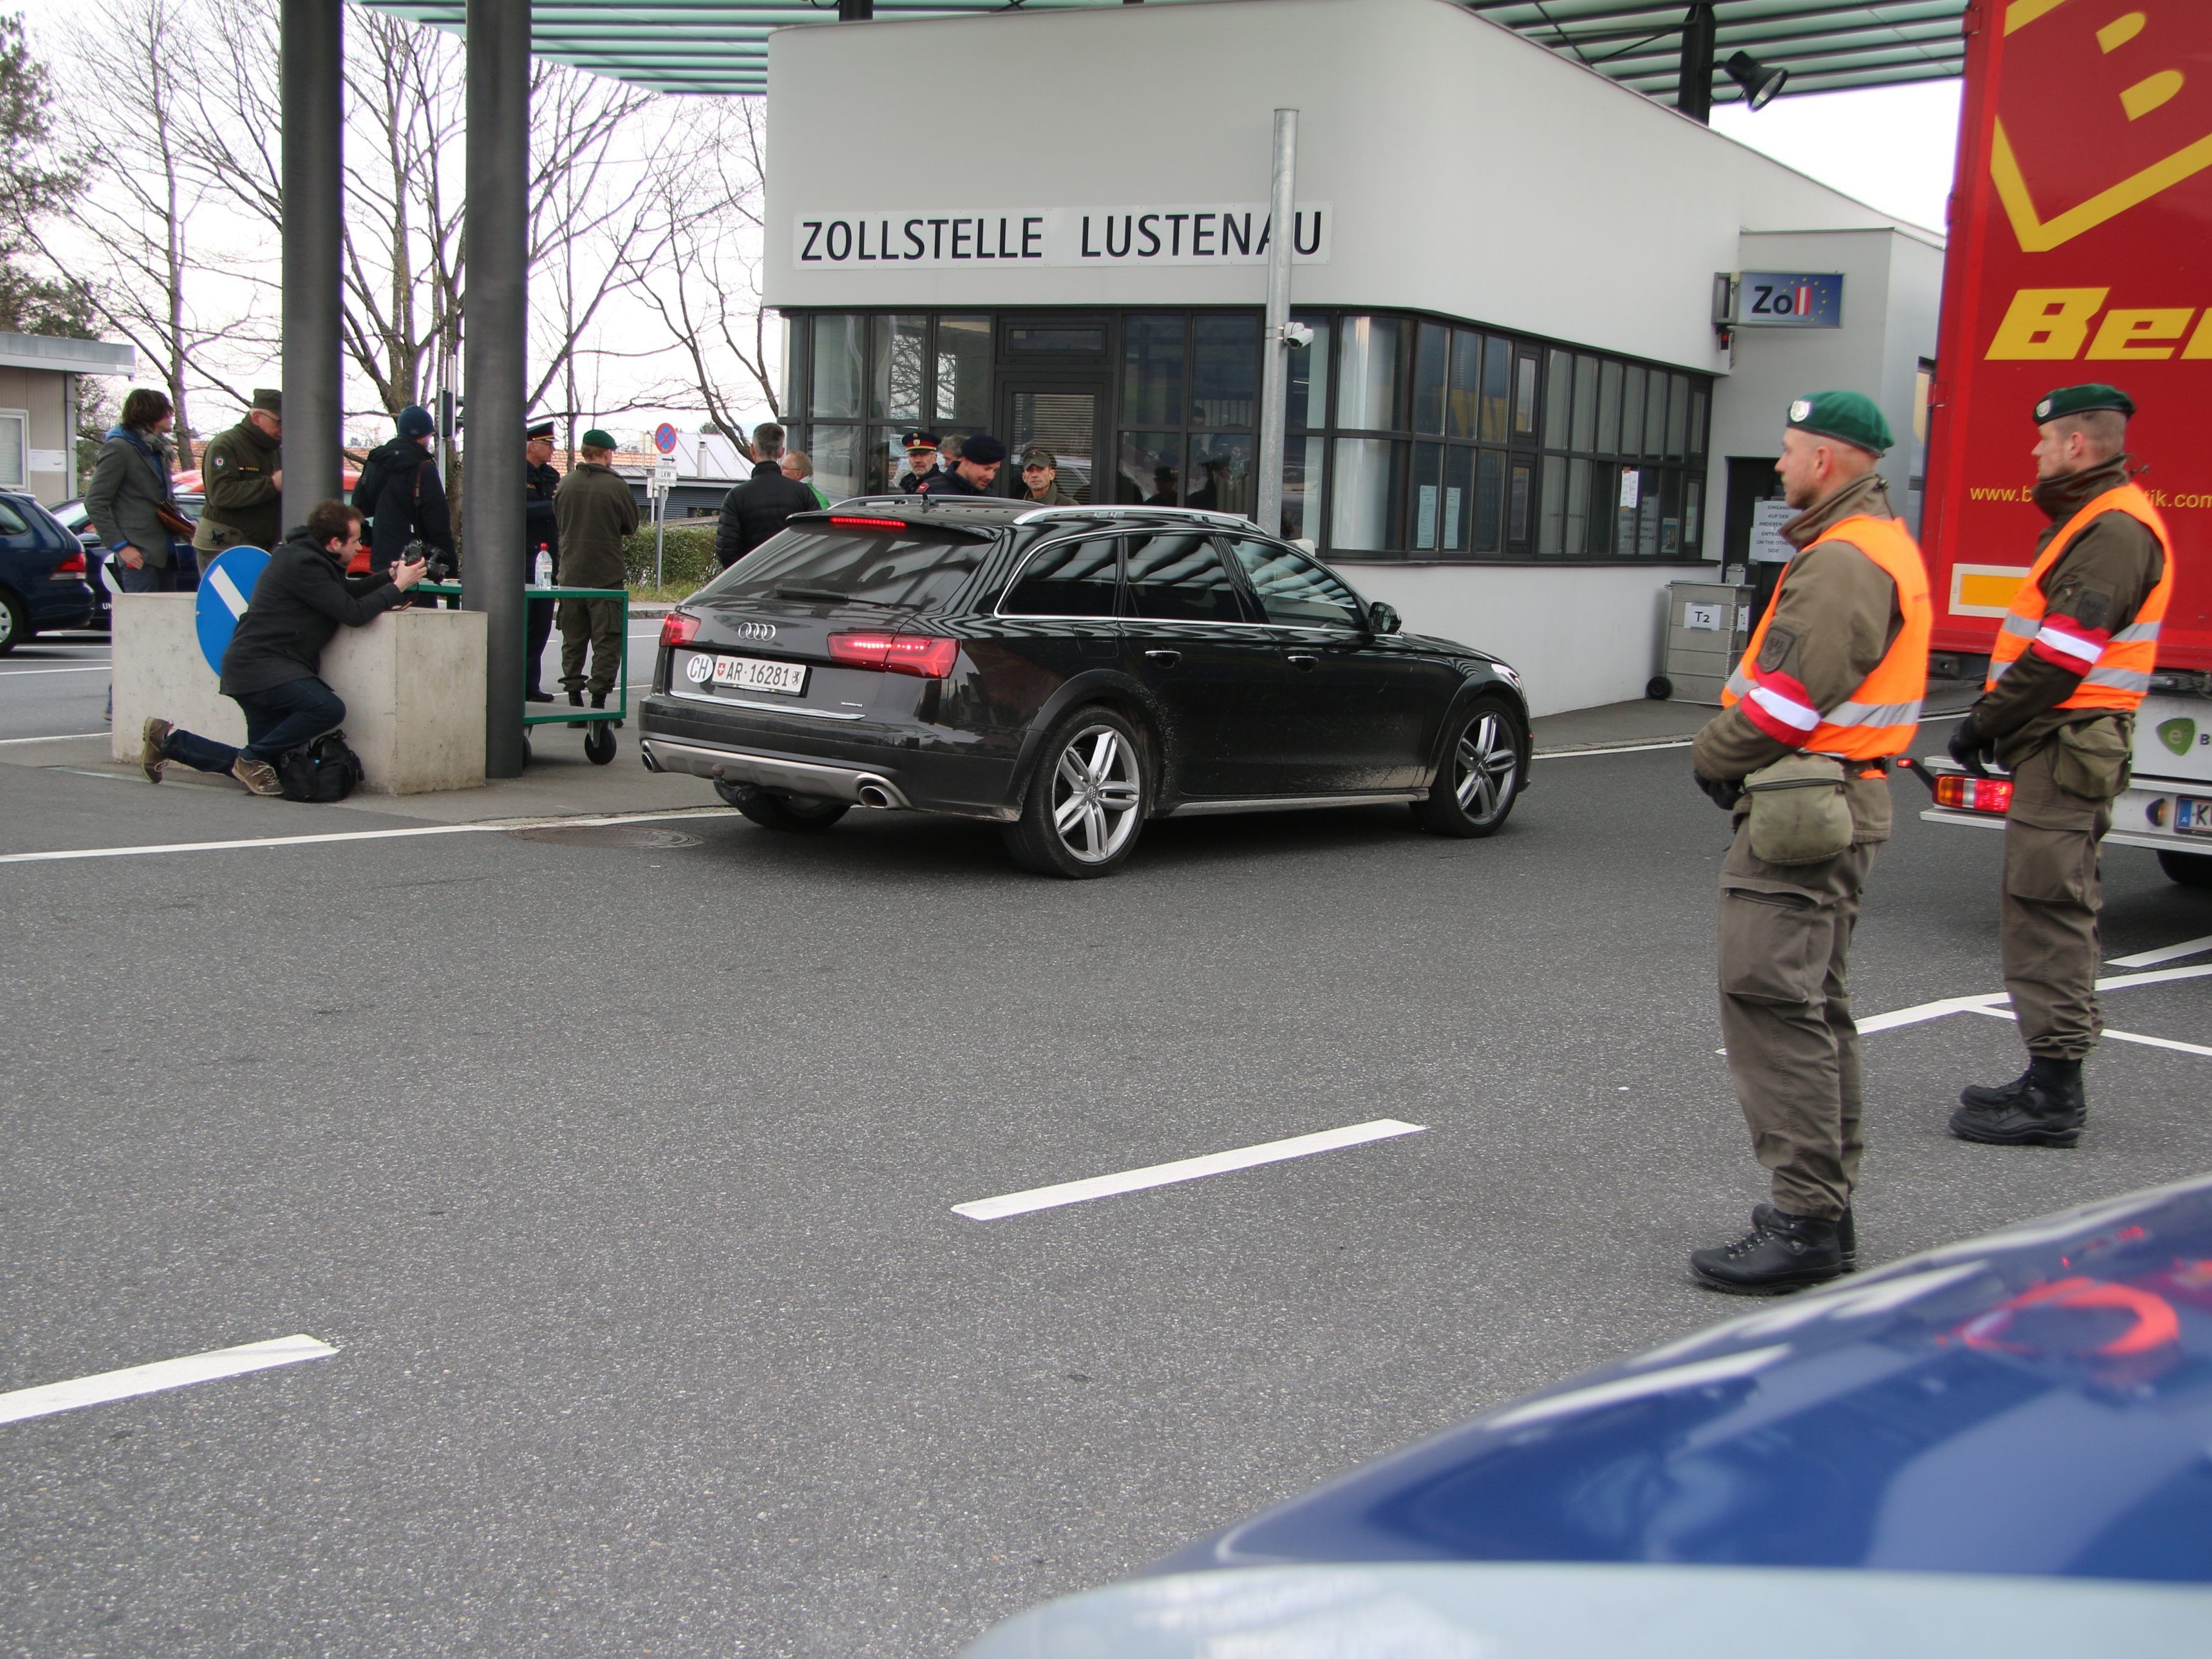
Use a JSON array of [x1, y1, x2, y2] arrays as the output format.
[[685, 654, 714, 683], [736, 620, 777, 641]]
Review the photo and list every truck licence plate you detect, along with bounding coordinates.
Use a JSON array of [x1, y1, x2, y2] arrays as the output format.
[[708, 653, 807, 696], [2178, 796, 2212, 836]]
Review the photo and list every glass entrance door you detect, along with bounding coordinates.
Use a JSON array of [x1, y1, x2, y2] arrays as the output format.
[[1000, 380, 1106, 504]]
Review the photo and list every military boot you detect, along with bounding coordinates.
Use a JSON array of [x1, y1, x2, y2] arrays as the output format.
[[1950, 1057, 2086, 1148], [1757, 1202, 1854, 1271], [1691, 1209, 1846, 1296]]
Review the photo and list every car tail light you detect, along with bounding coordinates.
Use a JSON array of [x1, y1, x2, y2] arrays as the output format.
[[1935, 773, 2012, 815], [829, 516, 909, 532], [829, 631, 960, 679], [660, 611, 700, 649], [52, 549, 86, 576]]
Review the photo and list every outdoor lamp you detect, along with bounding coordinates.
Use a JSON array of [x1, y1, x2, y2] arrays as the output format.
[[1723, 50, 1788, 110]]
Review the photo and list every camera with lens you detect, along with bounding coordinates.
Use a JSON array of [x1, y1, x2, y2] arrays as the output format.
[[401, 538, 454, 581]]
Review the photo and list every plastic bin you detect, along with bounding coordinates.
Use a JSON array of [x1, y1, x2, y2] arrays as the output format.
[[1650, 580, 1755, 705]]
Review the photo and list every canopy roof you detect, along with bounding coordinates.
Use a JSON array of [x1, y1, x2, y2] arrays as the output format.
[[354, 0, 1967, 100]]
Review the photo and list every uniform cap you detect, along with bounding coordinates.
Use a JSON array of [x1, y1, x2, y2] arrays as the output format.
[[397, 405, 435, 439], [580, 428, 618, 450], [901, 429, 940, 452], [250, 387, 282, 414], [526, 420, 556, 440], [960, 433, 1008, 465], [2035, 383, 2134, 423], [1021, 446, 1057, 469], [1785, 389, 1891, 456]]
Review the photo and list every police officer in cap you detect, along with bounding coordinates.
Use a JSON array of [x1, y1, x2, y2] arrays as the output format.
[[524, 420, 561, 701], [1689, 391, 1932, 1294], [1946, 385, 2171, 1148], [897, 431, 940, 493], [917, 433, 1005, 497]]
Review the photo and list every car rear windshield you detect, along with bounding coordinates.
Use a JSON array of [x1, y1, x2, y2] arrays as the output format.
[[705, 525, 989, 611]]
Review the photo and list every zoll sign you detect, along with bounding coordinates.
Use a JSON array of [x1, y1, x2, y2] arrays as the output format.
[[793, 204, 1332, 270], [1920, 0, 2211, 660]]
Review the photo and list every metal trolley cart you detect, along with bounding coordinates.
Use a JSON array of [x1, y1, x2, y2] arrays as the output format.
[[415, 581, 628, 766]]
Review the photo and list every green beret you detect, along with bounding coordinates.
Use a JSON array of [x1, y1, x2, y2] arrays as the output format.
[[2035, 383, 2134, 423], [580, 428, 618, 450], [1785, 390, 1892, 456]]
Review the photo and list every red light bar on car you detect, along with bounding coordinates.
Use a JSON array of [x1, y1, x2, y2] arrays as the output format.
[[829, 631, 959, 679], [829, 516, 911, 532], [1934, 773, 2013, 815], [660, 611, 700, 649]]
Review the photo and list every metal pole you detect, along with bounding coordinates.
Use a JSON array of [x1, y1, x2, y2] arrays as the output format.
[[463, 0, 530, 777], [1677, 4, 1717, 124], [1254, 108, 1298, 539], [281, 0, 343, 523], [837, 0, 871, 18], [654, 490, 665, 589]]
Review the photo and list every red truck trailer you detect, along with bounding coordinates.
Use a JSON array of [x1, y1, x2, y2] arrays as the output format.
[[1917, 0, 2212, 884]]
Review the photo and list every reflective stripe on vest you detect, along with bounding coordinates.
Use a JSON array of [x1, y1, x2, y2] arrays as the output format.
[[1982, 483, 2172, 712], [1721, 512, 1933, 760]]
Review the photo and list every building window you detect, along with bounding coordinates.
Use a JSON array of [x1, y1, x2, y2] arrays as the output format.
[[0, 411, 24, 490]]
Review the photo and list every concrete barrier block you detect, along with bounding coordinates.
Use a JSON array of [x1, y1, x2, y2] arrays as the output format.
[[111, 592, 485, 794]]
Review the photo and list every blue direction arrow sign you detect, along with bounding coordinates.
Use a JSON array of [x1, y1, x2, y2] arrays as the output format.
[[194, 546, 270, 674]]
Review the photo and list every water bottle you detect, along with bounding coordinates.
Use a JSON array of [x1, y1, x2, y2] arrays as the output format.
[[533, 544, 552, 587]]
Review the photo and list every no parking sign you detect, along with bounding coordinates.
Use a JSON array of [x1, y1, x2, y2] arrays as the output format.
[[194, 546, 270, 674]]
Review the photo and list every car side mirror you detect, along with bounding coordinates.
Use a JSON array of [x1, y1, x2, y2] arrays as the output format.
[[1368, 601, 1401, 635]]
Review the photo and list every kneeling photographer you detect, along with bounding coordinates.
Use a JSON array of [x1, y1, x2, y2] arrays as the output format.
[[354, 404, 455, 598], [139, 501, 426, 796]]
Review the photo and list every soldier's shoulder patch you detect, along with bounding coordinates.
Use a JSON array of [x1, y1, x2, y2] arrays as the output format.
[[1758, 626, 1796, 673], [2068, 587, 2113, 631], [211, 453, 228, 470]]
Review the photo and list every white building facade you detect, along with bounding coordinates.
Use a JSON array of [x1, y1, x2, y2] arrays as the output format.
[[762, 0, 1942, 715]]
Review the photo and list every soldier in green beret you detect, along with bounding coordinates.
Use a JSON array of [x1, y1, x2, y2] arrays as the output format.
[[192, 389, 284, 556], [1688, 389, 1933, 1293], [1946, 385, 2172, 1148]]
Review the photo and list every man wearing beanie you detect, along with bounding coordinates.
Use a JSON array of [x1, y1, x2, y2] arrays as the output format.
[[917, 432, 1007, 497], [554, 428, 639, 710], [1687, 390, 1931, 1295], [352, 403, 455, 581]]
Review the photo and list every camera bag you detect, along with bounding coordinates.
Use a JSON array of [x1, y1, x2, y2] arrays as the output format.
[[276, 731, 366, 803]]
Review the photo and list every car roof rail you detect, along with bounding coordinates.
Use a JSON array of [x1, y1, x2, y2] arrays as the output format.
[[1010, 504, 1259, 530]]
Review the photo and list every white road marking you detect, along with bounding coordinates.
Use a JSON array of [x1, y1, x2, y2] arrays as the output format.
[[208, 566, 252, 619], [1535, 740, 1692, 759], [1857, 992, 2012, 1035], [0, 1335, 335, 1427], [0, 806, 735, 866], [1959, 1001, 2212, 1058], [953, 1118, 1426, 1222], [2111, 934, 2212, 970], [0, 664, 111, 676], [2096, 963, 2212, 992], [0, 731, 109, 744]]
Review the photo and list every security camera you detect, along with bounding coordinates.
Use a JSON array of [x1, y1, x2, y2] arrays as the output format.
[[1281, 321, 1316, 350]]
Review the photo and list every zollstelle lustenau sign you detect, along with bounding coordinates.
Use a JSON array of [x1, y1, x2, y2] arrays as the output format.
[[793, 204, 1332, 270]]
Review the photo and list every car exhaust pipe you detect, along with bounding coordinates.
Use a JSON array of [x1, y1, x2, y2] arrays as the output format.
[[639, 744, 663, 773], [856, 782, 894, 809]]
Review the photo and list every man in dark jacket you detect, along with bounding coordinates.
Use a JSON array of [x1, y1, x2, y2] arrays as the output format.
[[140, 501, 424, 795], [192, 389, 284, 556], [554, 428, 640, 707], [896, 431, 940, 493], [524, 420, 561, 700], [714, 420, 818, 569], [353, 405, 454, 577], [916, 432, 1006, 497]]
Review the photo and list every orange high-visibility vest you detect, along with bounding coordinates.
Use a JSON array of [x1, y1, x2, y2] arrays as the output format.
[[1984, 483, 2171, 711], [1722, 513, 1933, 760]]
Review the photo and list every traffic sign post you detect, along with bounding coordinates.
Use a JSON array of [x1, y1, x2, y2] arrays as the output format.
[[649, 459, 676, 589], [193, 546, 272, 674]]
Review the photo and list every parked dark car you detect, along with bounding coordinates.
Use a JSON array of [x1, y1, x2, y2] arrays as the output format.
[[0, 490, 96, 651], [963, 1175, 2212, 1655], [640, 500, 1531, 877]]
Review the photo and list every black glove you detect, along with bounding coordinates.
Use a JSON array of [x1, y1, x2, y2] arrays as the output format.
[[1693, 766, 1744, 811], [1947, 716, 1996, 778]]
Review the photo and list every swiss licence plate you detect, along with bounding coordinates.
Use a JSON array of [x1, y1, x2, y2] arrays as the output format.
[[697, 652, 806, 696], [2178, 796, 2212, 836]]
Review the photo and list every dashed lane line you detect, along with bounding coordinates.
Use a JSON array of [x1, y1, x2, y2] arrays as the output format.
[[0, 1335, 335, 1427], [953, 1118, 1427, 1221], [0, 806, 737, 866]]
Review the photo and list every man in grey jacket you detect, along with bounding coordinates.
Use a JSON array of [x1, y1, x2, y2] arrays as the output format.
[[86, 388, 190, 592]]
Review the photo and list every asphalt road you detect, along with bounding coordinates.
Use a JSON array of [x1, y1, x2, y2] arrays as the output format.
[[0, 634, 110, 744], [2, 734, 2208, 1656]]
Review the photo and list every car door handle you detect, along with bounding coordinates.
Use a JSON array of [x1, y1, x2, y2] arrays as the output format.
[[1286, 653, 1320, 671], [1144, 649, 1182, 666]]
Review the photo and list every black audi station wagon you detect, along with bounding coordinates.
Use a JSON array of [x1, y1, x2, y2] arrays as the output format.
[[639, 500, 1530, 877]]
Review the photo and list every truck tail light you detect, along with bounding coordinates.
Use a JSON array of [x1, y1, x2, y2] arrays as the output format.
[[828, 631, 959, 679], [1935, 773, 2012, 815], [660, 611, 700, 649], [52, 549, 86, 576]]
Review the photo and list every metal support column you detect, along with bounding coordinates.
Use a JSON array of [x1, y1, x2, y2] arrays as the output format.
[[1677, 4, 1717, 125], [463, 0, 530, 777], [1253, 108, 1298, 541], [280, 0, 343, 521], [837, 0, 871, 19]]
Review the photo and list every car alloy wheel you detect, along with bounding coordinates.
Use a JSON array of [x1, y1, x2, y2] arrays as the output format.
[[0, 590, 24, 655], [1414, 694, 1524, 839], [1005, 706, 1150, 878]]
